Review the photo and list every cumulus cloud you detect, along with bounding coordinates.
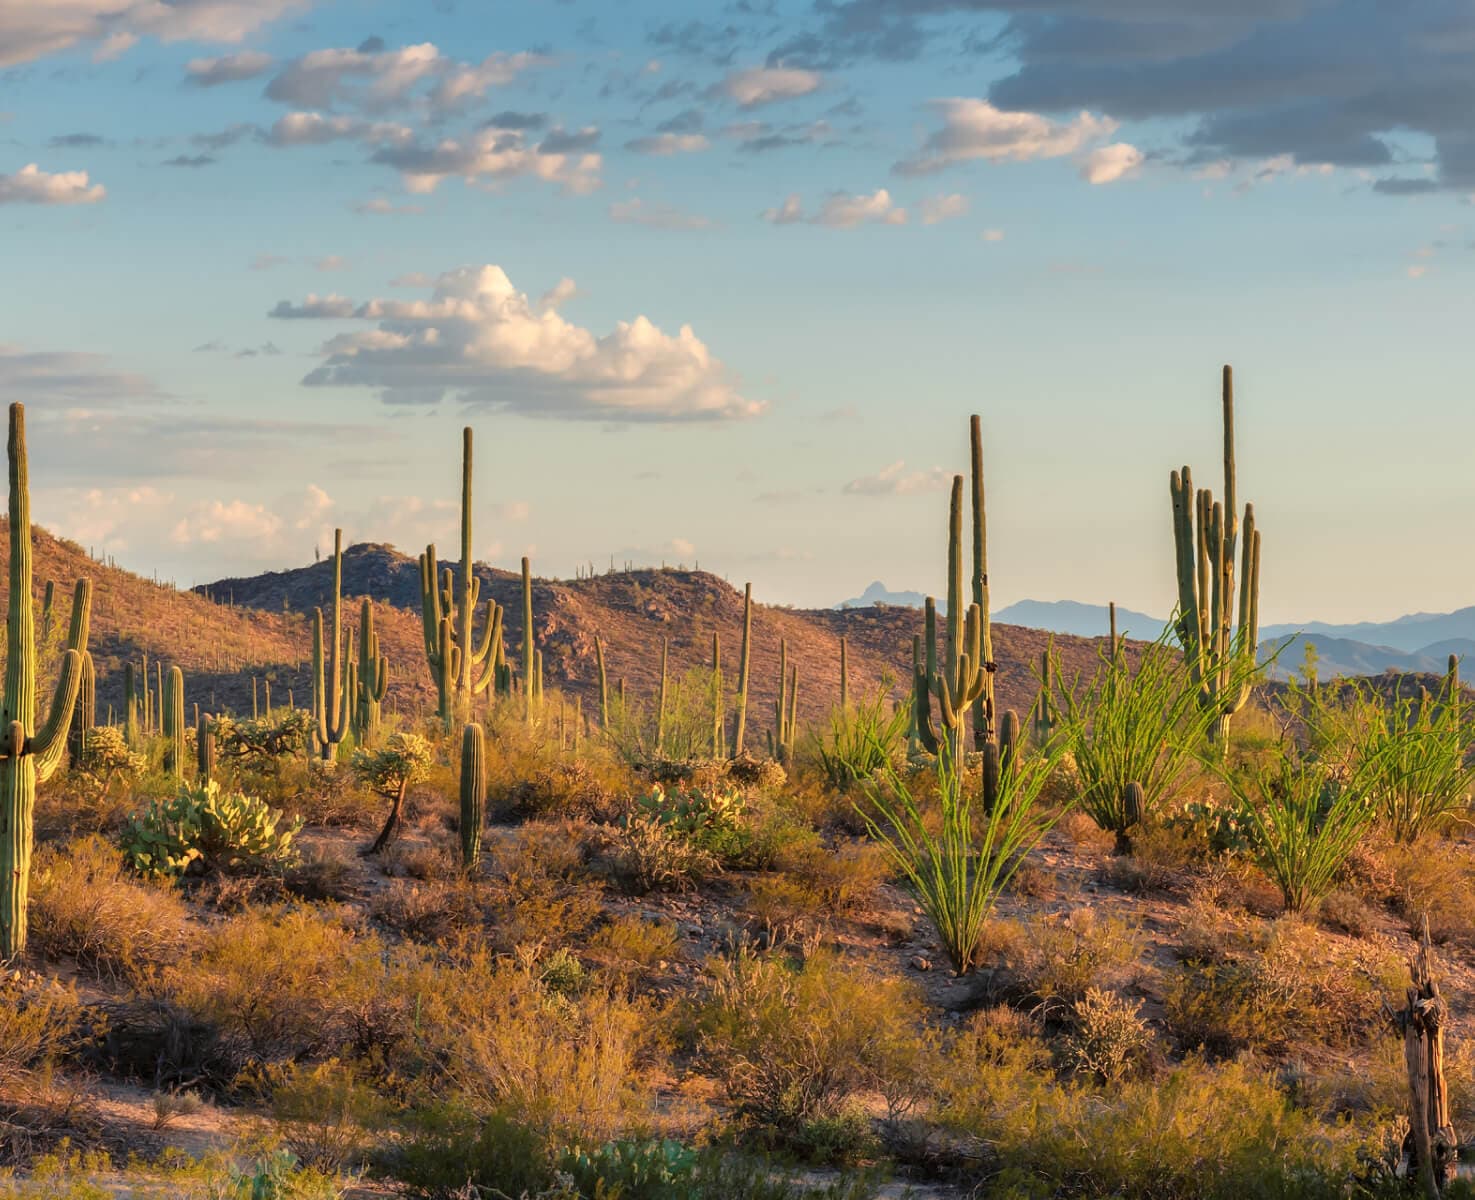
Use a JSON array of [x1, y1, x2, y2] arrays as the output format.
[[721, 66, 822, 108], [266, 111, 412, 148], [1080, 142, 1144, 184], [609, 198, 713, 231], [624, 132, 710, 156], [843, 461, 951, 496], [265, 42, 547, 116], [919, 192, 968, 224], [270, 264, 762, 423], [0, 0, 307, 68], [0, 163, 105, 205], [269, 294, 356, 319], [895, 99, 1117, 176], [0, 344, 160, 404], [186, 50, 273, 86], [762, 188, 906, 228]]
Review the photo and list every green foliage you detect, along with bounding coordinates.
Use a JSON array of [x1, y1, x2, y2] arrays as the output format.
[[387, 1104, 558, 1200], [861, 734, 1070, 974], [1290, 674, 1473, 843], [121, 780, 302, 879], [1054, 631, 1247, 848], [807, 683, 910, 789], [72, 724, 145, 793], [214, 709, 313, 771], [351, 732, 433, 798], [605, 665, 730, 765], [560, 1137, 698, 1199], [1229, 756, 1377, 911]]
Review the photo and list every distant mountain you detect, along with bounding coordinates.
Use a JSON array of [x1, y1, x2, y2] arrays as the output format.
[[1261, 607, 1475, 654], [1259, 633, 1475, 681], [992, 599, 1167, 641], [835, 581, 926, 609]]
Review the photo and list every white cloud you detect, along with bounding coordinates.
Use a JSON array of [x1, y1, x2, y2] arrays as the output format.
[[265, 42, 546, 116], [0, 344, 159, 404], [609, 197, 713, 231], [272, 264, 762, 423], [981, 228, 1005, 242], [172, 497, 285, 546], [624, 133, 709, 156], [266, 111, 412, 148], [763, 189, 906, 229], [919, 192, 969, 224], [0, 163, 105, 205], [895, 99, 1118, 176], [843, 461, 952, 496], [186, 50, 273, 86], [721, 66, 822, 109], [1081, 142, 1143, 184], [370, 126, 601, 195], [353, 197, 423, 216], [0, 0, 307, 68]]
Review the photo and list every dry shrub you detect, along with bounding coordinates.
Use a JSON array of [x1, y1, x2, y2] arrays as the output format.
[[694, 946, 932, 1130], [284, 843, 362, 903], [1064, 988, 1153, 1083], [0, 975, 88, 1086], [411, 949, 656, 1140], [371, 878, 485, 943], [774, 837, 889, 914], [29, 836, 193, 984], [1377, 839, 1475, 946], [483, 822, 604, 951], [1017, 909, 1142, 1014], [271, 1058, 390, 1171], [586, 915, 682, 979], [287, 764, 383, 828], [1165, 916, 1403, 1057], [379, 838, 456, 882], [1317, 888, 1379, 938], [610, 811, 716, 894], [161, 906, 393, 1070]]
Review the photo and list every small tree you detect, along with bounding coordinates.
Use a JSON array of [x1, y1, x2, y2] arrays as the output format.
[[354, 733, 433, 854]]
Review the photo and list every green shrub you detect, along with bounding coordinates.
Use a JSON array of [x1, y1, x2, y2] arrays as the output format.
[[561, 1137, 698, 1199], [120, 781, 302, 879], [807, 685, 910, 790], [387, 1103, 557, 1199]]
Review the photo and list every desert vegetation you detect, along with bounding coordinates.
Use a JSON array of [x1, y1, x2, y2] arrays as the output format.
[[0, 370, 1472, 1199]]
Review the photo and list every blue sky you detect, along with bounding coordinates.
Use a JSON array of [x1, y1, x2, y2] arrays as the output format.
[[0, 0, 1470, 621]]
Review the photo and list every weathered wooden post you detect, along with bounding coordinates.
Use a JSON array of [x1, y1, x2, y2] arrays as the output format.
[[1392, 918, 1458, 1198]]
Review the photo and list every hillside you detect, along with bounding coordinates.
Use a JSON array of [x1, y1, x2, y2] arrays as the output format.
[[199, 542, 1129, 729]]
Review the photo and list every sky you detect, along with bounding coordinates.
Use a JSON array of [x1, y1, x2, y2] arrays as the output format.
[[0, 0, 1472, 623]]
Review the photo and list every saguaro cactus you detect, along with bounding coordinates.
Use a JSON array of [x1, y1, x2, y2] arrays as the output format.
[[164, 666, 185, 779], [1170, 365, 1262, 747], [768, 639, 799, 764], [355, 598, 390, 747], [839, 636, 850, 712], [69, 649, 95, 768], [968, 415, 997, 749], [310, 530, 351, 761], [732, 583, 753, 756], [656, 638, 669, 755], [596, 636, 610, 728], [0, 404, 87, 960], [419, 428, 502, 728], [197, 712, 216, 784], [711, 632, 724, 758], [124, 662, 141, 745], [913, 477, 987, 760], [460, 722, 486, 870]]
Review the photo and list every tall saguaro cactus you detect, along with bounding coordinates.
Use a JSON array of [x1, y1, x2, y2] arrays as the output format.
[[732, 582, 753, 757], [419, 428, 502, 728], [164, 666, 185, 779], [968, 415, 996, 749], [521, 556, 535, 723], [311, 529, 351, 761], [354, 598, 390, 747], [460, 722, 486, 871], [0, 404, 87, 960], [913, 476, 987, 761], [1170, 366, 1262, 747]]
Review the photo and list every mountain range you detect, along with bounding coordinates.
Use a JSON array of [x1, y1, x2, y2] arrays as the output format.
[[835, 586, 1475, 680]]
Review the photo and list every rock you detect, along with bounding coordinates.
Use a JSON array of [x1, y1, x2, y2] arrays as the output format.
[[909, 955, 932, 972]]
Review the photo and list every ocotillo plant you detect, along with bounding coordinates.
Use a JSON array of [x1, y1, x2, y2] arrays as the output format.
[[197, 712, 216, 784], [968, 415, 997, 749], [460, 722, 486, 870], [419, 427, 501, 728], [732, 582, 753, 756], [914, 477, 987, 762], [1170, 365, 1262, 747], [164, 666, 185, 779], [0, 404, 87, 960], [355, 598, 390, 747]]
